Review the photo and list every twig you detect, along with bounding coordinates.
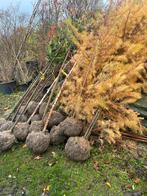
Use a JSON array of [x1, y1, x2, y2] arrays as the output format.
[[91, 129, 147, 143], [123, 132, 147, 141], [122, 135, 147, 143], [84, 109, 101, 139]]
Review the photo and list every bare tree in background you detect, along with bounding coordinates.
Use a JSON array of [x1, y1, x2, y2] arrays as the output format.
[[62, 0, 103, 20], [0, 5, 30, 81], [39, 0, 63, 24], [0, 0, 103, 81]]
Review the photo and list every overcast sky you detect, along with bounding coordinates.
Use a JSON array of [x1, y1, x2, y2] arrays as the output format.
[[0, 0, 35, 13]]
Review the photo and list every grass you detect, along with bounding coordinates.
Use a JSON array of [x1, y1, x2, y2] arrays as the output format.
[[0, 144, 147, 196], [0, 92, 24, 118], [0, 92, 147, 196]]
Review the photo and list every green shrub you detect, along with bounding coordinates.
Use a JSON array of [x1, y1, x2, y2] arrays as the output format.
[[47, 25, 75, 67]]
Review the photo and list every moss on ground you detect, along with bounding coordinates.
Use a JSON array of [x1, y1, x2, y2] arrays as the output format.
[[0, 93, 147, 196]]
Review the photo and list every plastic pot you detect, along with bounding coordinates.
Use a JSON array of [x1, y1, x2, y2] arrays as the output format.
[[0, 80, 16, 94]]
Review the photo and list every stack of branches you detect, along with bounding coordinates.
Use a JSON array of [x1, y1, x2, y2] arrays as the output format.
[[59, 0, 147, 144]]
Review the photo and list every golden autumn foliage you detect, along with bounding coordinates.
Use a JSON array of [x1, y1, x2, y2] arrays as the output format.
[[60, 0, 147, 143]]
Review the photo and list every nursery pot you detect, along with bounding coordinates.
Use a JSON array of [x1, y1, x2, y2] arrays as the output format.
[[17, 80, 32, 92], [0, 80, 16, 94]]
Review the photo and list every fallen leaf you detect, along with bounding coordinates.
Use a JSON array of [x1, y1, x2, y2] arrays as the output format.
[[52, 151, 57, 158], [104, 161, 110, 164], [46, 185, 50, 192], [126, 184, 132, 189], [4, 107, 9, 111], [134, 178, 141, 184], [132, 184, 135, 190], [106, 182, 111, 188], [22, 144, 27, 148], [93, 160, 99, 171], [34, 156, 42, 160], [48, 160, 57, 167], [43, 185, 51, 193]]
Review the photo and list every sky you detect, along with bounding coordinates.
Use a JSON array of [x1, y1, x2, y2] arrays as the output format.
[[0, 0, 107, 14], [0, 0, 35, 13]]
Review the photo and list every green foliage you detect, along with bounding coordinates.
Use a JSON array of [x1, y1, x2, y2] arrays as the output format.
[[47, 26, 75, 67]]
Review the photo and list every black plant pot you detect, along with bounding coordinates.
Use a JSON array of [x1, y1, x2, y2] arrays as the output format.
[[18, 83, 29, 91], [0, 80, 17, 94], [17, 80, 32, 92]]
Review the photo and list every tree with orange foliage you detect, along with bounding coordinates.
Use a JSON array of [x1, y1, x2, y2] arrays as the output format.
[[60, 0, 147, 143]]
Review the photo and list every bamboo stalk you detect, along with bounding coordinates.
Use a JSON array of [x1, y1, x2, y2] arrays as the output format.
[[84, 109, 100, 139], [122, 132, 147, 142], [43, 50, 71, 118], [92, 128, 147, 143], [8, 44, 63, 122], [42, 62, 77, 133], [122, 135, 147, 143], [8, 77, 39, 121], [27, 78, 58, 123]]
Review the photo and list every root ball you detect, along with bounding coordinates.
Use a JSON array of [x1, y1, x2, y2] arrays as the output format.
[[43, 111, 65, 129], [60, 117, 83, 137], [0, 131, 15, 153], [13, 122, 29, 141], [26, 101, 38, 115], [50, 126, 66, 145], [26, 132, 50, 154], [29, 121, 43, 133], [0, 121, 13, 132], [65, 137, 91, 161]]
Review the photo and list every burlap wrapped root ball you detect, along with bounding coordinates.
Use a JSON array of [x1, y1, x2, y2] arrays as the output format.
[[60, 117, 83, 137], [39, 102, 48, 117], [50, 125, 67, 145], [0, 131, 16, 153], [65, 137, 91, 161], [26, 101, 38, 115], [13, 122, 29, 141], [0, 121, 13, 132], [30, 114, 41, 123], [29, 121, 43, 133], [43, 111, 65, 129], [15, 114, 28, 122], [26, 132, 50, 154]]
